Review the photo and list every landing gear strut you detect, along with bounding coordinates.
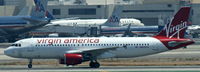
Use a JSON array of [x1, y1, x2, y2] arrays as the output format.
[[28, 59, 33, 68], [89, 60, 100, 68]]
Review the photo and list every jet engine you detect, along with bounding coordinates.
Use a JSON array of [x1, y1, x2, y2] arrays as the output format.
[[59, 54, 83, 65]]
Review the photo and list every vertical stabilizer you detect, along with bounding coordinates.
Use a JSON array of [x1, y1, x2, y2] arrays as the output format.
[[17, 0, 34, 16], [155, 7, 191, 39], [103, 5, 123, 27], [31, 0, 48, 18], [122, 24, 132, 37], [17, 6, 32, 16], [46, 11, 55, 20]]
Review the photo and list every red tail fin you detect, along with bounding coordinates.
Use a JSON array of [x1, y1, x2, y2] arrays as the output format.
[[155, 7, 191, 39]]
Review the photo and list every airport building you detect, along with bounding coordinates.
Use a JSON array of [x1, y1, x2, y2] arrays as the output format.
[[0, 0, 200, 25]]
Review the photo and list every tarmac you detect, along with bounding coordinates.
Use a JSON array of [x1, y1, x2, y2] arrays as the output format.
[[1, 65, 200, 72]]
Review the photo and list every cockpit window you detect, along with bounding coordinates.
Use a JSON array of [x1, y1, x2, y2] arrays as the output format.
[[11, 44, 21, 47]]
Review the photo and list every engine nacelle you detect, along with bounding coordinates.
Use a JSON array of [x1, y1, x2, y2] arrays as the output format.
[[59, 54, 83, 65]]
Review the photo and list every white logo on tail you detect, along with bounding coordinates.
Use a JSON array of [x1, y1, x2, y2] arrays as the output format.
[[109, 15, 120, 23], [163, 18, 188, 39]]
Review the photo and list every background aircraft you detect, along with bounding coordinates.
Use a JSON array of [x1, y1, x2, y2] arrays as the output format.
[[46, 5, 144, 27], [29, 5, 143, 37], [4, 7, 194, 68], [100, 24, 196, 37], [100, 26, 159, 36], [0, 0, 50, 42]]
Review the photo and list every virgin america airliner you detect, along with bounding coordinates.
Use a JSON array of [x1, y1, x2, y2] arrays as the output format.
[[4, 7, 194, 68]]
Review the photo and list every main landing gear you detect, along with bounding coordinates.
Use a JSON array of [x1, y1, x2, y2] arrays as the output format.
[[85, 54, 100, 68], [28, 59, 33, 68], [89, 60, 100, 68]]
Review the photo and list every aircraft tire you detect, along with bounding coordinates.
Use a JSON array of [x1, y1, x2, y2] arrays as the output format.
[[28, 64, 32, 68], [89, 62, 100, 68]]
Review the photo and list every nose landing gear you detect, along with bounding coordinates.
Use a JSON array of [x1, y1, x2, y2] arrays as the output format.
[[28, 59, 33, 68]]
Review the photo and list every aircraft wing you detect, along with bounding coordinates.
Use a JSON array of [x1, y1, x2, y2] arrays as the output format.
[[22, 17, 49, 24], [66, 46, 127, 57]]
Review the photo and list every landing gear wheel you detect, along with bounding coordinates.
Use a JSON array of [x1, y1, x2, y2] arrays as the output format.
[[28, 64, 32, 68], [89, 62, 100, 68], [89, 62, 94, 68], [28, 59, 33, 68]]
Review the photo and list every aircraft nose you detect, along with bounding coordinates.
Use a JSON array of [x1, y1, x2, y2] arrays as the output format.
[[4, 48, 12, 56], [4, 48, 17, 57]]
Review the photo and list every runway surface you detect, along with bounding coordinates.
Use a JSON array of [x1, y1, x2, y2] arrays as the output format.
[[1, 65, 200, 72]]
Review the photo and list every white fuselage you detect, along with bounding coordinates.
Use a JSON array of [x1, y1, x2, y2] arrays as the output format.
[[47, 19, 144, 27], [5, 37, 169, 59]]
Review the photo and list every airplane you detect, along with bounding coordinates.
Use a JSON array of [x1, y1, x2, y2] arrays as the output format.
[[100, 24, 196, 36], [188, 25, 200, 30], [100, 26, 160, 36], [29, 6, 142, 37], [4, 7, 194, 68], [45, 5, 144, 27], [100, 24, 136, 37], [0, 0, 50, 42]]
